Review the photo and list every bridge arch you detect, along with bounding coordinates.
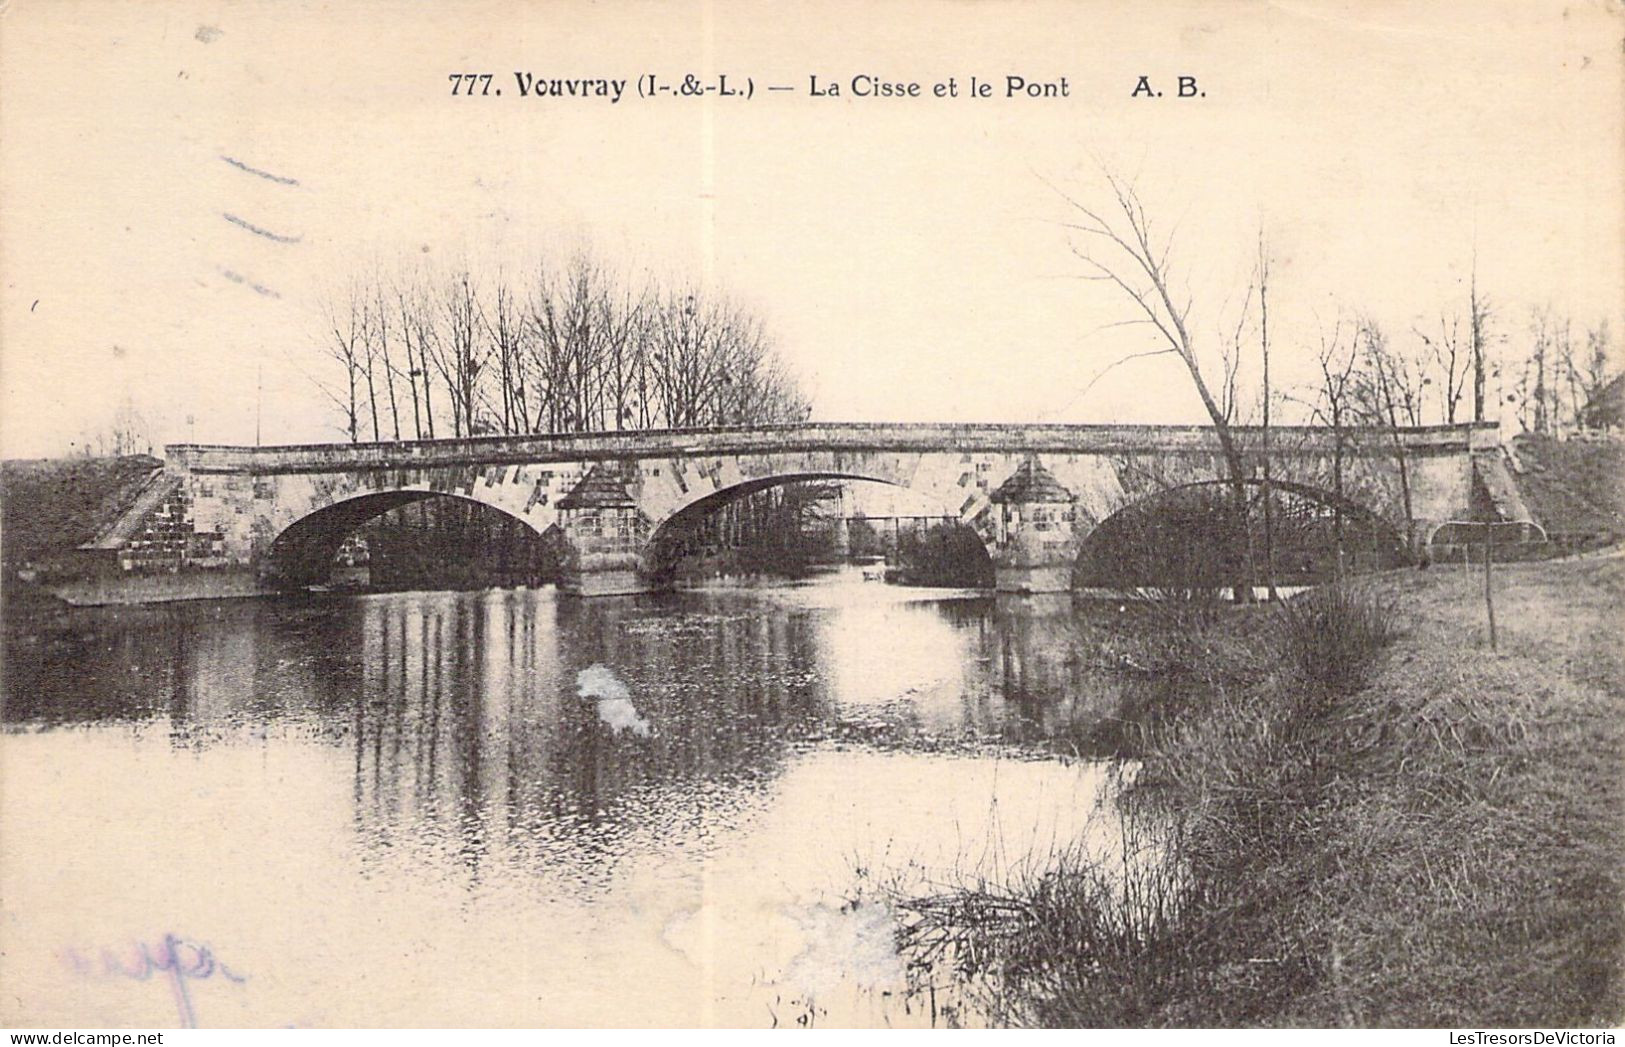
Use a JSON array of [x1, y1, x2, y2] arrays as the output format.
[[263, 488, 562, 590], [1073, 477, 1412, 591], [641, 470, 996, 584]]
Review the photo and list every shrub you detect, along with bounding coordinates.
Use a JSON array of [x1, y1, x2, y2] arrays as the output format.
[[883, 798, 1198, 1027], [1275, 583, 1399, 695]]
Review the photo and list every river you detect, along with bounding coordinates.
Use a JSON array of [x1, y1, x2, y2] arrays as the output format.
[[2, 570, 1168, 1028]]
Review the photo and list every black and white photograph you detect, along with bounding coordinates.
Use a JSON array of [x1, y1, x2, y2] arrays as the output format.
[[1, 0, 1622, 1032]]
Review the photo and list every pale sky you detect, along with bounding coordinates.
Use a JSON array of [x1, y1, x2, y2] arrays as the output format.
[[2, 0, 1621, 456]]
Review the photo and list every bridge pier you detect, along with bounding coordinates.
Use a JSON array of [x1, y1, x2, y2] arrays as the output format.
[[988, 456, 1082, 595], [559, 559, 657, 597], [994, 564, 1074, 595], [555, 463, 659, 597]]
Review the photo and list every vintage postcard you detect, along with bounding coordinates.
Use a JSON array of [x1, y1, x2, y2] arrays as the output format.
[[2, 0, 1622, 1032]]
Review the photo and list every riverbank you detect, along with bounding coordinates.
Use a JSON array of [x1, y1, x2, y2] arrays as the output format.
[[900, 553, 1625, 1027]]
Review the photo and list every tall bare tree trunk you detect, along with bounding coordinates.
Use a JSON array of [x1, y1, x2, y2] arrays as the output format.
[[1259, 232, 1279, 601], [1333, 404, 1346, 580], [1470, 260, 1487, 423]]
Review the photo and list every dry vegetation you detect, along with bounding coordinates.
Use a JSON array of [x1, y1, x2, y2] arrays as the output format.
[[890, 554, 1624, 1027], [0, 456, 162, 567]]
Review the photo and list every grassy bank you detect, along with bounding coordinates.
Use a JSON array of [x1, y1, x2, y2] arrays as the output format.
[[897, 554, 1625, 1027]]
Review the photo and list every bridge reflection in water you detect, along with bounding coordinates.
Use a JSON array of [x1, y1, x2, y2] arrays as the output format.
[[4, 579, 1174, 1026]]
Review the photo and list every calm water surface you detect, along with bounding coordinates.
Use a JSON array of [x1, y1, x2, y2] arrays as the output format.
[[3, 571, 1162, 1027]]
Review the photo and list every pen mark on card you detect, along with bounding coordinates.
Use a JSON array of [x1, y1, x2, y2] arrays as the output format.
[[221, 154, 299, 187], [222, 212, 302, 244], [218, 266, 283, 298], [62, 932, 247, 1029]]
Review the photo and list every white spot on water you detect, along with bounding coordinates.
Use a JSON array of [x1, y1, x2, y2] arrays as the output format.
[[576, 664, 651, 736], [659, 897, 906, 1005], [779, 899, 906, 1001]]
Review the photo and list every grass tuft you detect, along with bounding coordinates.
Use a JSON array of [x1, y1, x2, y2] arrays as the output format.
[[1275, 583, 1400, 695]]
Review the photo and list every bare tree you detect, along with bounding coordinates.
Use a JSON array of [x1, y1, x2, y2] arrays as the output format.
[[1353, 319, 1418, 552], [1257, 230, 1279, 601], [1060, 174, 1247, 485], [598, 266, 655, 431], [429, 269, 489, 437], [1582, 319, 1614, 394], [1527, 313, 1620, 433], [317, 280, 370, 442], [1058, 171, 1253, 598], [387, 272, 434, 440], [525, 254, 615, 433], [1297, 317, 1360, 577], [651, 289, 709, 428], [359, 296, 383, 442], [1469, 256, 1492, 423], [1558, 318, 1586, 430], [369, 283, 403, 441], [1519, 305, 1568, 434], [481, 274, 530, 434], [1413, 310, 1471, 424], [1578, 319, 1617, 429], [84, 396, 154, 456]]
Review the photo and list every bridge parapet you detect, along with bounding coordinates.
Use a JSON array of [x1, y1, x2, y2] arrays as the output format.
[[167, 421, 1496, 476]]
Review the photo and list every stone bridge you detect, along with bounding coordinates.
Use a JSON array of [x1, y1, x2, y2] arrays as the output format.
[[82, 421, 1538, 598]]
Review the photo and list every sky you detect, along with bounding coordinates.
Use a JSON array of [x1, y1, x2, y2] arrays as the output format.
[[2, 0, 1621, 456]]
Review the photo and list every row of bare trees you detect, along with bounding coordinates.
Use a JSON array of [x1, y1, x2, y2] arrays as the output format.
[[1063, 171, 1618, 600], [313, 254, 810, 442], [1322, 302, 1614, 438], [1286, 292, 1616, 450], [1066, 171, 1616, 443], [1510, 310, 1615, 434]]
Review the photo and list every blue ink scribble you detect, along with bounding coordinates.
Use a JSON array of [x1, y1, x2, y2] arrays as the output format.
[[63, 932, 246, 1029], [220, 154, 298, 186], [218, 267, 282, 298], [222, 212, 302, 244]]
